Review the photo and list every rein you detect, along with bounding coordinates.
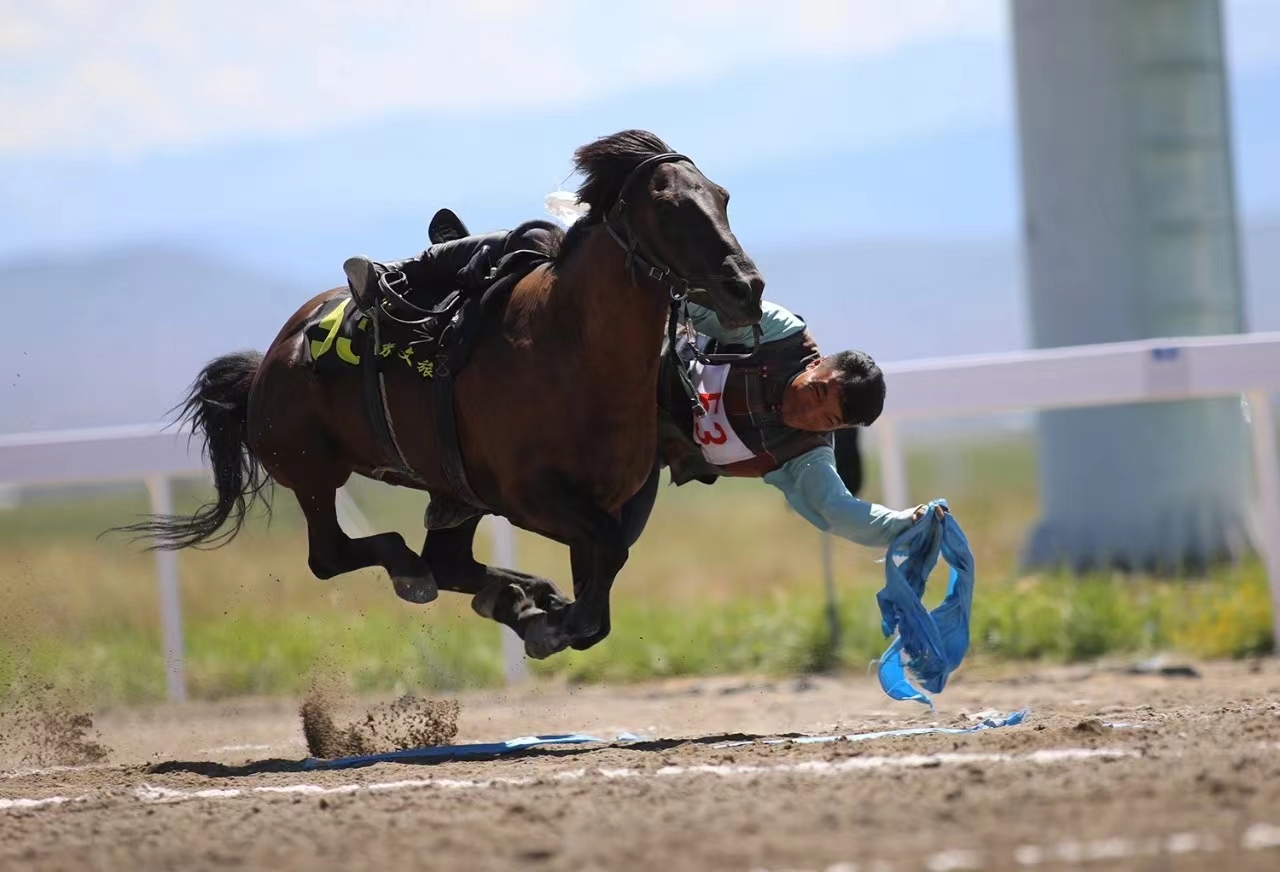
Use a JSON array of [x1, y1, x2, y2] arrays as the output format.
[[601, 151, 762, 420]]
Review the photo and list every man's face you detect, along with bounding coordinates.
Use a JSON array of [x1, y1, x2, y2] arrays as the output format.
[[779, 360, 848, 432]]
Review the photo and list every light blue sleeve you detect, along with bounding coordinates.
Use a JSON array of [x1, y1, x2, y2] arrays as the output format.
[[684, 302, 750, 345], [684, 301, 806, 347], [763, 446, 917, 548]]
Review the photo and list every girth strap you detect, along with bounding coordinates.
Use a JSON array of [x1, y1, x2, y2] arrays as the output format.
[[361, 315, 426, 484], [431, 295, 485, 510]]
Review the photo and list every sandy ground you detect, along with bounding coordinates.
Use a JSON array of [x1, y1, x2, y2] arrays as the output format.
[[3, 658, 1280, 872]]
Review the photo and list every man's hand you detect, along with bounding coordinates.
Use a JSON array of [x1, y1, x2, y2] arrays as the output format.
[[911, 503, 949, 524]]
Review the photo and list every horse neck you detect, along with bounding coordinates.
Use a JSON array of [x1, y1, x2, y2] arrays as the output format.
[[548, 226, 670, 392]]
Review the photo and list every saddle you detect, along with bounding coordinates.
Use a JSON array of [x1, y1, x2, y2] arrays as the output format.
[[343, 209, 563, 529]]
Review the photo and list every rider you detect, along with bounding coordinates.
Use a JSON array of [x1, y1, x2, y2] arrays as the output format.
[[658, 299, 943, 548]]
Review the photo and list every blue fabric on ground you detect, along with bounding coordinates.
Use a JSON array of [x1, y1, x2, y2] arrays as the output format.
[[303, 712, 1028, 770], [711, 710, 1029, 748], [303, 733, 643, 770], [875, 499, 975, 708]]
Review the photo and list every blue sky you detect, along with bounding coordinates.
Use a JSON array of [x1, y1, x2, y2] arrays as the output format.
[[2, 0, 1276, 277]]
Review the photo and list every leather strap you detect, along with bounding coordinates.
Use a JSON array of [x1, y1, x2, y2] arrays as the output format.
[[431, 296, 486, 510], [362, 314, 426, 484]]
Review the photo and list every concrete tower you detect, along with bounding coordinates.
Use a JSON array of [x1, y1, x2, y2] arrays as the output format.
[[1011, 0, 1252, 573]]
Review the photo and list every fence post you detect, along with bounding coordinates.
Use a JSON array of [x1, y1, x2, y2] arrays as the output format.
[[145, 475, 187, 703], [487, 514, 530, 685], [876, 416, 910, 509], [334, 485, 373, 538], [1246, 391, 1280, 654], [820, 531, 841, 655]]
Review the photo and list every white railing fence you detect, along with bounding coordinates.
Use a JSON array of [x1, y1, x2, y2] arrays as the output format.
[[4, 330, 1280, 701]]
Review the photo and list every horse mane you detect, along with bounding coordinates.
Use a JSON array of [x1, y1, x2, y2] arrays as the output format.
[[554, 129, 676, 265]]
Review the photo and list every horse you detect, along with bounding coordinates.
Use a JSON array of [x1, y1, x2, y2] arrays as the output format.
[[109, 129, 765, 660]]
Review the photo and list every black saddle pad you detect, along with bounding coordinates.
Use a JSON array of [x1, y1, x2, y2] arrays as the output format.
[[302, 295, 441, 380]]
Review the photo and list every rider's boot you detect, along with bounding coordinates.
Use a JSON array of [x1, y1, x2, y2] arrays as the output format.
[[428, 208, 469, 245], [343, 252, 429, 312], [343, 209, 471, 311]]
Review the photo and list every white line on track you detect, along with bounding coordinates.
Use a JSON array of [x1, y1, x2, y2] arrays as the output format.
[[1, 763, 115, 780], [7, 747, 1280, 869], [748, 824, 1280, 871], [747, 819, 1280, 865], [0, 795, 82, 811], [1, 746, 1135, 813], [195, 744, 276, 754]]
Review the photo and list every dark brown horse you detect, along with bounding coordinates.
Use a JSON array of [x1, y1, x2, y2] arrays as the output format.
[[112, 130, 764, 659]]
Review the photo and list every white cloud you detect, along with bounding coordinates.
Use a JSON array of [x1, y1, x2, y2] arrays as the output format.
[[0, 0, 1004, 158]]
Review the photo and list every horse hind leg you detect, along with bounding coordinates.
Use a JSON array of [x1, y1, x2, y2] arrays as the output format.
[[420, 513, 570, 628], [294, 479, 438, 604], [245, 335, 435, 603]]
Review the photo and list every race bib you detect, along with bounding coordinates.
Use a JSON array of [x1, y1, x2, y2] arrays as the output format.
[[690, 361, 757, 466]]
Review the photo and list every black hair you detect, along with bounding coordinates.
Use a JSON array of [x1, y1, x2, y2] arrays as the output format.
[[824, 350, 886, 427]]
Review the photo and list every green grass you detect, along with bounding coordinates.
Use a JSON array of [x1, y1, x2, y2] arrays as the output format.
[[0, 434, 1272, 708]]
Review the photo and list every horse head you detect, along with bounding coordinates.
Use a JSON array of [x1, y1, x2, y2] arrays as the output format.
[[572, 130, 765, 329]]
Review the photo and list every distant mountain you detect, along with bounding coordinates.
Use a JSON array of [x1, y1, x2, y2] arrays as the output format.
[[1, 246, 311, 432], [2, 220, 1275, 434]]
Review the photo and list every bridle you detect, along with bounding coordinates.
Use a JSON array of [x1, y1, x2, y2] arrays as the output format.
[[600, 151, 763, 419], [602, 151, 697, 301]]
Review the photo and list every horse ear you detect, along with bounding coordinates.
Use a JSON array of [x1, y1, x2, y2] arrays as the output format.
[[832, 427, 864, 497]]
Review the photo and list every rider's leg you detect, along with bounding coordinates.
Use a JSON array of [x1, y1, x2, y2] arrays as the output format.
[[343, 230, 510, 308]]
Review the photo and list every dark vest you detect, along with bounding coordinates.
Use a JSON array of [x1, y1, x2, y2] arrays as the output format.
[[657, 327, 833, 485]]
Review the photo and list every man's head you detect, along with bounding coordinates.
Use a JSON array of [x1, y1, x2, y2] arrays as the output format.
[[779, 350, 885, 432]]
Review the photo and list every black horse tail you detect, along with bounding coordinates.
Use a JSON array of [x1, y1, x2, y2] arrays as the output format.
[[109, 350, 271, 551]]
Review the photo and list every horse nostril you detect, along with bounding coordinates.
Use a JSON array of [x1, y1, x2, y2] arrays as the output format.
[[748, 275, 765, 298]]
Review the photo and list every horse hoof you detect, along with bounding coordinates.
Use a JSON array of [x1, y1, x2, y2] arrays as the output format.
[[522, 617, 567, 660], [569, 631, 608, 652], [392, 574, 439, 604], [524, 639, 558, 660]]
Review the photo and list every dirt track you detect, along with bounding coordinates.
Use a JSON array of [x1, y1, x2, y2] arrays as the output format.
[[3, 659, 1280, 872]]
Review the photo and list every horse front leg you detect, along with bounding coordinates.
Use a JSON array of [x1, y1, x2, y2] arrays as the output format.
[[516, 466, 660, 659], [514, 522, 628, 660], [565, 533, 630, 651], [564, 462, 659, 648]]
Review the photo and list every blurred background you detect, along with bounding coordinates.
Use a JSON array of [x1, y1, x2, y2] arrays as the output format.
[[1, 0, 1277, 708]]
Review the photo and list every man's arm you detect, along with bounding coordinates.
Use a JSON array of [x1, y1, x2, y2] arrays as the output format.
[[685, 300, 806, 347], [763, 446, 917, 548], [684, 301, 752, 345]]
